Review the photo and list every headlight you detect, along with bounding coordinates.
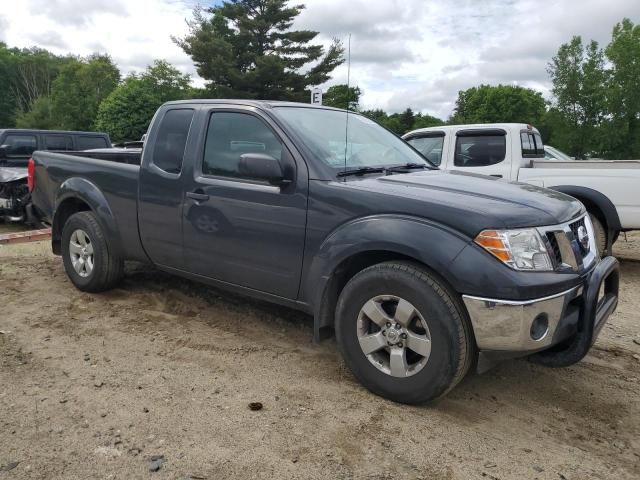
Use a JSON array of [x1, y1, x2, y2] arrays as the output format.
[[475, 228, 553, 271]]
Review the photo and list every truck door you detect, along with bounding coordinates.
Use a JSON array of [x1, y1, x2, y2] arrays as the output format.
[[448, 128, 511, 179], [182, 107, 308, 299], [138, 107, 196, 269]]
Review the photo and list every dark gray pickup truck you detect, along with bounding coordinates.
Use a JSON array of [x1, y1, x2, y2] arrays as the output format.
[[30, 100, 620, 403]]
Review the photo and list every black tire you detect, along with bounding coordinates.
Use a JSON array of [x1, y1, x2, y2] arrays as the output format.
[[589, 213, 607, 256], [335, 261, 473, 404], [61, 211, 123, 292]]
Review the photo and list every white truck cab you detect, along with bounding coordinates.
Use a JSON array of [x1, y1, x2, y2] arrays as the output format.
[[404, 123, 640, 253]]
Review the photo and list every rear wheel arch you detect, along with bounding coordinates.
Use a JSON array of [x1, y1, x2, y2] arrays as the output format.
[[52, 197, 92, 255], [52, 178, 122, 257]]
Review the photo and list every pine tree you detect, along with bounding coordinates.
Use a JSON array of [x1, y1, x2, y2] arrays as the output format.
[[174, 0, 344, 101]]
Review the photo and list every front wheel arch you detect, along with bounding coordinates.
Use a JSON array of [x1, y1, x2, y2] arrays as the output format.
[[315, 251, 475, 348]]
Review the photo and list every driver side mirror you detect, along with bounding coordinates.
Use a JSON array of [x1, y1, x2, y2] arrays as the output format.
[[238, 153, 292, 187]]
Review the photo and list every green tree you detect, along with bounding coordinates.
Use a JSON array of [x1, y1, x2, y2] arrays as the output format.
[[361, 109, 443, 135], [0, 45, 73, 125], [547, 37, 607, 158], [10, 47, 72, 115], [412, 113, 445, 130], [0, 43, 18, 127], [140, 60, 191, 101], [450, 84, 547, 126], [604, 18, 640, 159], [174, 1, 344, 101], [15, 96, 54, 129], [50, 54, 120, 131], [323, 84, 361, 110], [398, 108, 415, 132], [95, 61, 192, 142]]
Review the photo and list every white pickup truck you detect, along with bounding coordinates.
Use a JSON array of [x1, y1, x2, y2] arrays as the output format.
[[403, 123, 640, 254]]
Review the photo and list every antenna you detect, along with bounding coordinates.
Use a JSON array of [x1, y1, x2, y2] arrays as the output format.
[[343, 33, 351, 180]]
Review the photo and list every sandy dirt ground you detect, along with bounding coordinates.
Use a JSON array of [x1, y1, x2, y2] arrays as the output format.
[[1, 225, 639, 479]]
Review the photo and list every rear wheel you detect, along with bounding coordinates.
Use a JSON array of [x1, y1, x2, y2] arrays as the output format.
[[335, 261, 473, 404], [61, 211, 123, 292]]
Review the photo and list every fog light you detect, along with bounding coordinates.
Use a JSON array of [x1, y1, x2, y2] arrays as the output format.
[[530, 313, 549, 341]]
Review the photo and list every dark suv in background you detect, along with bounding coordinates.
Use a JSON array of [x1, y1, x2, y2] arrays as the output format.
[[0, 129, 111, 167], [0, 129, 112, 222]]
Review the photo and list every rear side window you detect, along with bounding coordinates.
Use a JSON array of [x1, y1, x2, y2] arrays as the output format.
[[45, 135, 73, 151], [2, 134, 37, 156], [454, 134, 506, 167], [521, 131, 544, 158], [152, 109, 195, 174], [76, 136, 109, 150], [521, 132, 534, 155], [533, 133, 544, 156], [406, 134, 444, 166]]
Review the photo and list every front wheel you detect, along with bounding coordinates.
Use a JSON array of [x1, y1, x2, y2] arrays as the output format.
[[335, 262, 473, 404], [61, 211, 123, 292], [589, 213, 607, 256]]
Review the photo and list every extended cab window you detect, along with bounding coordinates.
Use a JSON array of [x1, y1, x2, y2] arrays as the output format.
[[202, 112, 282, 179], [406, 134, 444, 166], [2, 134, 37, 156], [45, 135, 73, 151], [152, 109, 194, 174], [521, 131, 544, 158], [76, 136, 108, 150], [454, 132, 506, 167], [533, 133, 544, 156]]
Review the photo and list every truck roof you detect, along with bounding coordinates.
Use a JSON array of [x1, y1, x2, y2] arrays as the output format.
[[0, 128, 110, 136], [405, 123, 540, 136], [163, 99, 346, 111]]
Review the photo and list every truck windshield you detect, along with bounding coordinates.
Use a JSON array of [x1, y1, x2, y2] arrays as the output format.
[[274, 107, 433, 171]]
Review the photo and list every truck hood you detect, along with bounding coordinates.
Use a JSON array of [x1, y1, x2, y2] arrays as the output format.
[[351, 170, 584, 236]]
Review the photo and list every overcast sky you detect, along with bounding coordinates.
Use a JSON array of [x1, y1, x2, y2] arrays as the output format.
[[1, 0, 639, 118]]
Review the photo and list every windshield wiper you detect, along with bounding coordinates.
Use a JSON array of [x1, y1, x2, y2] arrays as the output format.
[[337, 166, 387, 178], [385, 163, 429, 173]]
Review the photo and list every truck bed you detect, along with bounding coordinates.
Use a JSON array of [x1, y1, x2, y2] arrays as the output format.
[[63, 148, 142, 165], [521, 160, 640, 228], [532, 159, 640, 169], [30, 151, 147, 261]]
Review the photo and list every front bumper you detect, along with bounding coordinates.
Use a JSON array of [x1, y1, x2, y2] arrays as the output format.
[[462, 256, 619, 360]]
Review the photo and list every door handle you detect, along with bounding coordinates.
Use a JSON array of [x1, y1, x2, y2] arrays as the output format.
[[186, 191, 210, 202], [490, 174, 503, 178]]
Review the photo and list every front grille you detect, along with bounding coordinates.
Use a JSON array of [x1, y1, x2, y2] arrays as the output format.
[[546, 232, 563, 265], [569, 217, 586, 241], [569, 216, 591, 256], [539, 214, 595, 271]]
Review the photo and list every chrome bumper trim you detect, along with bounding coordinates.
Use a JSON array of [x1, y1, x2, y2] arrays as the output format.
[[462, 286, 583, 351]]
